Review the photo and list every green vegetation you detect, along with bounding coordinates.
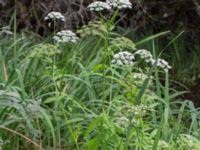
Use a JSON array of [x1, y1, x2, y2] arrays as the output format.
[[0, 1, 200, 150]]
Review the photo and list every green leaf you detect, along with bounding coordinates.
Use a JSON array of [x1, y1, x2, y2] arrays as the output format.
[[88, 135, 101, 150], [84, 117, 100, 138], [136, 31, 170, 46]]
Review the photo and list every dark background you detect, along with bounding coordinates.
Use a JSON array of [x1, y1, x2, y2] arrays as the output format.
[[0, 0, 200, 34]]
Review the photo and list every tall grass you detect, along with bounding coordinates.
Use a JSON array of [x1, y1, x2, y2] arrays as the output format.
[[0, 10, 200, 150]]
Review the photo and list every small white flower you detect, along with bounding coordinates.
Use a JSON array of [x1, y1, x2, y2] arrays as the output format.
[[156, 58, 172, 72], [134, 49, 153, 63], [114, 115, 129, 128], [44, 12, 65, 22], [112, 51, 135, 66], [88, 1, 111, 11], [106, 0, 132, 9], [132, 104, 147, 116], [135, 49, 152, 58], [132, 73, 148, 80], [134, 49, 172, 72], [114, 53, 120, 59], [52, 36, 61, 42], [53, 30, 79, 43], [124, 59, 129, 65], [116, 59, 124, 66], [148, 58, 156, 64], [177, 134, 200, 149]]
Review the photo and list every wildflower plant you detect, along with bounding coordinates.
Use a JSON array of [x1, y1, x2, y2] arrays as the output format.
[[156, 58, 172, 72], [53, 30, 79, 43], [87, 1, 111, 11], [30, 43, 61, 58], [106, 0, 132, 9], [1, 0, 199, 150], [177, 134, 200, 149], [87, 0, 132, 12], [134, 49, 172, 72], [157, 140, 170, 150], [134, 49, 154, 64], [44, 12, 65, 22], [111, 51, 135, 66], [113, 104, 148, 129], [44, 11, 66, 31]]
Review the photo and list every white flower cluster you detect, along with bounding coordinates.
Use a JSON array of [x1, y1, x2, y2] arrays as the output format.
[[114, 104, 147, 129], [114, 114, 140, 129], [114, 109, 137, 129], [129, 104, 147, 116], [53, 30, 79, 43], [87, 0, 132, 11], [132, 72, 149, 80], [114, 116, 129, 128], [87, 1, 111, 11], [111, 51, 135, 66], [134, 49, 172, 72], [106, 0, 132, 9], [30, 44, 61, 58], [44, 12, 65, 22], [134, 49, 154, 64], [177, 134, 200, 149], [156, 58, 172, 72]]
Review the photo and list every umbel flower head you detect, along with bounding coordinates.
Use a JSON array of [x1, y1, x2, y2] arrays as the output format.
[[87, 1, 111, 11], [156, 58, 172, 72], [134, 49, 154, 64], [30, 44, 61, 58], [44, 12, 65, 22], [114, 104, 148, 129], [177, 134, 200, 149], [112, 51, 135, 66], [126, 72, 154, 89], [106, 0, 132, 9], [53, 30, 79, 43], [134, 49, 172, 72], [114, 115, 129, 128], [132, 73, 149, 80], [128, 104, 148, 116]]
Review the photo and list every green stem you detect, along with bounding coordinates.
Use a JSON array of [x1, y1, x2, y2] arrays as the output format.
[[13, 0, 17, 68]]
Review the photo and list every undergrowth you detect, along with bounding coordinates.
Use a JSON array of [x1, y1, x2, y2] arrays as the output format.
[[0, 1, 200, 150]]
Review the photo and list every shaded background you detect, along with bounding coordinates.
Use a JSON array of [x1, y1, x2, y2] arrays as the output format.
[[0, 0, 200, 33]]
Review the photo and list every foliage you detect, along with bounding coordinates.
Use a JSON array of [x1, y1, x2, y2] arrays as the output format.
[[0, 2, 200, 150]]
